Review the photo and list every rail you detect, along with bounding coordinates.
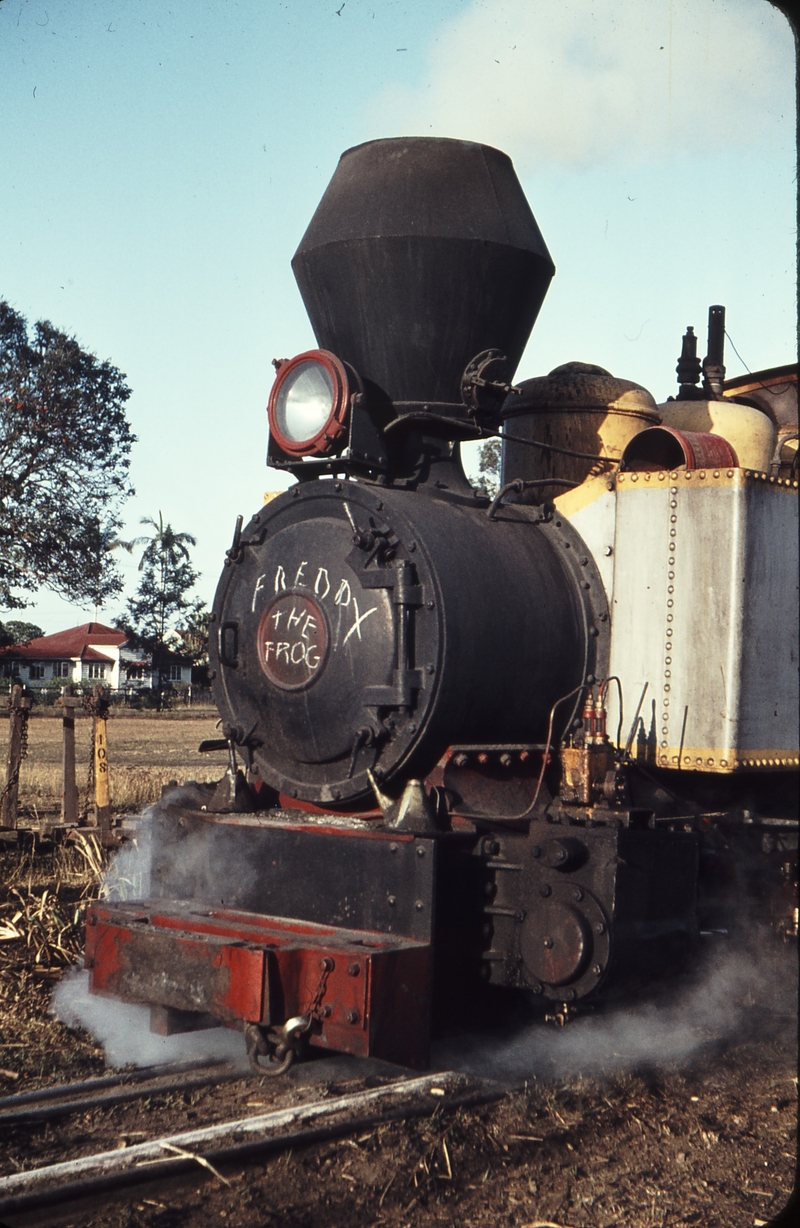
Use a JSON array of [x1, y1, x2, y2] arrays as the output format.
[[0, 1069, 506, 1216]]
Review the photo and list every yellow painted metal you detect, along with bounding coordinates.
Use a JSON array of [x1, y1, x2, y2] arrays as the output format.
[[656, 398, 775, 472], [656, 746, 800, 773], [616, 468, 799, 490], [94, 716, 110, 811]]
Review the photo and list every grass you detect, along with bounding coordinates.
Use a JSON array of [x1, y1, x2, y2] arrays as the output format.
[[3, 713, 230, 817], [0, 840, 109, 1083]]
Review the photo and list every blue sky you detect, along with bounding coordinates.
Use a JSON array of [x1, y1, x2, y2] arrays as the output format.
[[1, 0, 795, 635]]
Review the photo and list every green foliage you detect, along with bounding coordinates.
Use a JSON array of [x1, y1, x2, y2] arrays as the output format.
[[0, 619, 44, 647], [0, 301, 135, 610], [120, 513, 204, 705], [470, 438, 502, 496], [125, 512, 200, 643]]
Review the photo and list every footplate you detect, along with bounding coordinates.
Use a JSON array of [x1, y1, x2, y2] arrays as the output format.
[[86, 901, 431, 1068]]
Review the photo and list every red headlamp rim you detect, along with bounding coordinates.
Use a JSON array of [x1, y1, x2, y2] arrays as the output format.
[[267, 349, 354, 457]]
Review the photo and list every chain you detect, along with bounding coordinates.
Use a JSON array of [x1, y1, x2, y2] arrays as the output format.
[[307, 956, 333, 1020], [0, 697, 29, 806]]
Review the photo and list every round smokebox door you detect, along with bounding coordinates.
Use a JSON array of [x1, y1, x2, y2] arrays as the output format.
[[211, 487, 440, 804]]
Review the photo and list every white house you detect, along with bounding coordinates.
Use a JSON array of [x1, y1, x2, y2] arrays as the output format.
[[0, 622, 192, 692]]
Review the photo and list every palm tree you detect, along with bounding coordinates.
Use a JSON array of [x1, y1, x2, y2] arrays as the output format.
[[129, 512, 198, 642]]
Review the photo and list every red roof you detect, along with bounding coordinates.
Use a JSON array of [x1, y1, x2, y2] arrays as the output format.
[[0, 622, 127, 661]]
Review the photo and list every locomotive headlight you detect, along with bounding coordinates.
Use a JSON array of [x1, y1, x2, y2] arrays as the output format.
[[267, 349, 355, 457]]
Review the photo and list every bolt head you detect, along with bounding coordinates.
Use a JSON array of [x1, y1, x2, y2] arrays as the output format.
[[543, 937, 554, 949], [539, 884, 551, 897], [416, 845, 425, 856], [347, 962, 360, 977], [387, 895, 396, 906], [346, 1009, 360, 1025]]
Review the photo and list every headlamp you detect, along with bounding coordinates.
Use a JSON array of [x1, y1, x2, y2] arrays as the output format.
[[267, 349, 355, 457]]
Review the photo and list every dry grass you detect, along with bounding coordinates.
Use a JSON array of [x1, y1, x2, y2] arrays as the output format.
[[3, 714, 230, 816]]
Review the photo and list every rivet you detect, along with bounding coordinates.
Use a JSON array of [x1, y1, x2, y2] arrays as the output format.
[[684, 756, 691, 764], [580, 556, 588, 566], [573, 887, 584, 902], [713, 471, 720, 478], [387, 895, 396, 906], [644, 473, 651, 481], [416, 845, 425, 857], [334, 482, 342, 491], [389, 842, 398, 853], [685, 472, 692, 480], [658, 473, 665, 481], [376, 501, 384, 511], [631, 474, 639, 482], [727, 470, 734, 478], [664, 684, 671, 692], [346, 1009, 360, 1025], [426, 599, 435, 610], [699, 471, 706, 479], [539, 884, 552, 897], [347, 962, 360, 977], [721, 760, 728, 767], [707, 758, 714, 766], [660, 740, 668, 748], [543, 936, 554, 949], [671, 475, 678, 482], [414, 900, 424, 911], [408, 541, 417, 552], [595, 922, 605, 935], [592, 963, 602, 975]]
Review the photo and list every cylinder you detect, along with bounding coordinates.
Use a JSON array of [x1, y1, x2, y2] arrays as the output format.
[[211, 483, 587, 807], [501, 362, 660, 501]]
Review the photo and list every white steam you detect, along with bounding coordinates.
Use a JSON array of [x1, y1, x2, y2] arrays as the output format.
[[52, 969, 246, 1068], [437, 937, 796, 1081], [51, 798, 247, 1069], [367, 0, 795, 169]]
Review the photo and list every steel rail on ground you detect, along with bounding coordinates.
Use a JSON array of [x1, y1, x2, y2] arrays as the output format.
[[0, 1071, 508, 1217]]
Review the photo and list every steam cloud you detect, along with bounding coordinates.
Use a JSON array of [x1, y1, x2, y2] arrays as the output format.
[[368, 0, 794, 169], [51, 799, 248, 1069], [436, 937, 797, 1082], [52, 795, 795, 1080]]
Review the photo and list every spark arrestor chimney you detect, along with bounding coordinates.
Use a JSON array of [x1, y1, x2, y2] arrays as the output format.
[[291, 138, 555, 410]]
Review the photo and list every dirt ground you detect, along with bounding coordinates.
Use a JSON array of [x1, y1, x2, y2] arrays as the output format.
[[0, 854, 796, 1228], [5, 714, 229, 817]]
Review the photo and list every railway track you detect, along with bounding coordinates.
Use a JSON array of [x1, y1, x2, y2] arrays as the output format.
[[0, 1065, 507, 1218], [0, 1056, 243, 1126]]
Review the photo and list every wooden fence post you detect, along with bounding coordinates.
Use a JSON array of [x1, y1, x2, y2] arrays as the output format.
[[1, 684, 32, 829], [92, 684, 112, 842], [59, 686, 81, 826]]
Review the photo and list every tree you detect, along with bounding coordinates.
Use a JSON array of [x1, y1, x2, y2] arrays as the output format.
[[0, 301, 135, 610], [126, 513, 200, 643], [121, 513, 204, 703], [0, 620, 44, 648], [470, 438, 502, 496]]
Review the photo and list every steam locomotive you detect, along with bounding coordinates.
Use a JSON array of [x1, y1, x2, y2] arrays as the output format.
[[86, 139, 798, 1073]]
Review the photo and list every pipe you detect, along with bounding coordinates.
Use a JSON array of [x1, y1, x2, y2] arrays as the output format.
[[486, 478, 576, 520]]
